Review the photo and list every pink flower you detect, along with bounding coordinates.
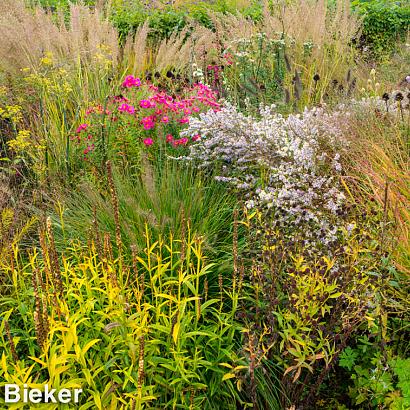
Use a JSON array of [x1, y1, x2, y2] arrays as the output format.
[[191, 134, 200, 142], [183, 108, 191, 115], [140, 99, 152, 108], [141, 116, 155, 130], [76, 123, 88, 133], [192, 107, 200, 113], [122, 75, 141, 88], [161, 116, 169, 123], [118, 103, 135, 114], [166, 134, 173, 142], [143, 138, 153, 146], [83, 144, 95, 155], [179, 117, 189, 124], [143, 122, 154, 130], [173, 137, 188, 146]]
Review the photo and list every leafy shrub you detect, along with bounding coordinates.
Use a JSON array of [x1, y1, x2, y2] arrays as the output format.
[[110, 0, 262, 40], [236, 196, 392, 408], [352, 0, 410, 57], [0, 223, 248, 408], [176, 96, 410, 407], [339, 340, 410, 408]]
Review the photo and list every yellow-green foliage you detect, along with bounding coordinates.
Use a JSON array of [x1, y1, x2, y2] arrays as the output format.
[[277, 254, 377, 382], [0, 224, 246, 409], [241, 205, 398, 404], [0, 102, 46, 176], [20, 54, 116, 178], [0, 208, 36, 265]]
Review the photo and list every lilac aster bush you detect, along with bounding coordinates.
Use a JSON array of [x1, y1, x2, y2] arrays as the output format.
[[176, 102, 389, 403], [178, 103, 350, 255]]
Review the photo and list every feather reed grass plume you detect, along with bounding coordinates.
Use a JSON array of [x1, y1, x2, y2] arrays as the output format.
[[263, 0, 360, 52], [210, 12, 256, 43], [153, 13, 254, 74], [0, 0, 119, 73], [122, 22, 150, 74], [155, 28, 192, 72], [259, 0, 361, 104]]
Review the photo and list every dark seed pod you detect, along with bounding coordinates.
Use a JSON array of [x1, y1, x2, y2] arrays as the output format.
[[313, 74, 320, 82], [382, 92, 390, 101], [166, 70, 175, 79], [395, 92, 404, 101]]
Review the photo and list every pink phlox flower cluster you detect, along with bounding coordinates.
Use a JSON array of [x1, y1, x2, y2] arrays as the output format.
[[118, 103, 136, 114], [76, 123, 88, 133], [172, 137, 189, 147], [140, 99, 154, 109], [143, 138, 154, 146], [122, 75, 141, 88], [141, 116, 155, 130], [79, 78, 221, 151]]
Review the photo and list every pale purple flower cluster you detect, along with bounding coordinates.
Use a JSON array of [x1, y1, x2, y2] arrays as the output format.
[[179, 104, 349, 253]]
